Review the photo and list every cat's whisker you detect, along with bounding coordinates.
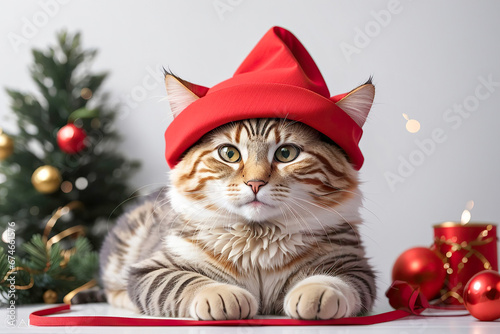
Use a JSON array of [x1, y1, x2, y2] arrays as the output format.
[[178, 199, 223, 237], [286, 198, 332, 245], [291, 196, 351, 225], [280, 201, 316, 241], [282, 200, 323, 250], [302, 192, 382, 238], [287, 196, 362, 247], [317, 188, 382, 225], [106, 183, 170, 222], [286, 198, 327, 231], [299, 195, 379, 245]]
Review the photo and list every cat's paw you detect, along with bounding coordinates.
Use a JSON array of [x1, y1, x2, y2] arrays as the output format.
[[284, 277, 357, 320], [190, 284, 258, 320]]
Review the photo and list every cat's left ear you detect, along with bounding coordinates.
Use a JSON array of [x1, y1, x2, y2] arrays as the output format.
[[165, 74, 209, 118], [334, 81, 375, 128]]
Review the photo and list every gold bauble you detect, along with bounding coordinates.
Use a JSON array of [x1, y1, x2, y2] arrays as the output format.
[[31, 165, 62, 194], [43, 289, 58, 304], [0, 131, 14, 160]]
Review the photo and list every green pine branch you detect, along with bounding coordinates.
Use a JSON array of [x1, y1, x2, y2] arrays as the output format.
[[0, 234, 99, 305]]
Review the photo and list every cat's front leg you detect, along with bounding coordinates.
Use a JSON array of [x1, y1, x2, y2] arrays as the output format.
[[127, 252, 258, 320], [283, 275, 360, 320]]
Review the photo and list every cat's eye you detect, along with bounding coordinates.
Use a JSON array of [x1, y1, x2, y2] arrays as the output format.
[[218, 145, 241, 163], [274, 145, 300, 163]]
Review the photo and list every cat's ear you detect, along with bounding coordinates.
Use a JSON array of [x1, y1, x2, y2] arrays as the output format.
[[335, 81, 375, 128], [165, 74, 199, 118]]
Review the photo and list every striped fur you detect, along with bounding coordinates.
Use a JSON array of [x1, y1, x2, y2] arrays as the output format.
[[100, 119, 376, 320]]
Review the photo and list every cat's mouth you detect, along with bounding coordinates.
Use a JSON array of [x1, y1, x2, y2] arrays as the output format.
[[238, 198, 278, 221], [246, 200, 271, 208]]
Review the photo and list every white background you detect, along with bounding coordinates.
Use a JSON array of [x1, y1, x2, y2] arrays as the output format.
[[1, 0, 500, 314]]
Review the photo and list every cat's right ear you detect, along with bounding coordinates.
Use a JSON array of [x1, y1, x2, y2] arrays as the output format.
[[165, 74, 199, 118], [334, 80, 375, 128]]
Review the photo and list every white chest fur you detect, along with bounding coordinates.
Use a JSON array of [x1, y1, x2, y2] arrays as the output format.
[[175, 222, 309, 271]]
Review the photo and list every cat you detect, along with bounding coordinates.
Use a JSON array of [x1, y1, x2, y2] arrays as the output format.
[[94, 73, 377, 320]]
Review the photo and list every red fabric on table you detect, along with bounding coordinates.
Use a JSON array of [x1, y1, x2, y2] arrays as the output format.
[[30, 304, 411, 327]]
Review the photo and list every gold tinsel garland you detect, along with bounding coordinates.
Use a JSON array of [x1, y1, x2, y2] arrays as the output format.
[[433, 224, 495, 304], [1, 201, 97, 303]]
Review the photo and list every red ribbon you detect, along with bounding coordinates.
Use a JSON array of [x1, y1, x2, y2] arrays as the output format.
[[29, 281, 423, 327], [386, 280, 430, 314]]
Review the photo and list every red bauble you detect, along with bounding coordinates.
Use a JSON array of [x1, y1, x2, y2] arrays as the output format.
[[57, 124, 86, 154], [392, 247, 446, 300], [464, 270, 500, 321]]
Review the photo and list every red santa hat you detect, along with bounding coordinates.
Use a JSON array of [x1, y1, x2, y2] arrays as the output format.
[[164, 26, 374, 170]]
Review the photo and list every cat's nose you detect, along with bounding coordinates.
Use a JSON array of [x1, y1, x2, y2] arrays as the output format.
[[246, 180, 267, 194]]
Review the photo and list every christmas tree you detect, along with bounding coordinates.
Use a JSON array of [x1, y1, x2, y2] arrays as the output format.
[[0, 31, 140, 304]]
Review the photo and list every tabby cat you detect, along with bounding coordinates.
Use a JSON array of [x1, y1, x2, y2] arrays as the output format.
[[98, 74, 376, 320]]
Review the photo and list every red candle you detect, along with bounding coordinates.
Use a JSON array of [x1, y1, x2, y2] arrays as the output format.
[[433, 222, 498, 305]]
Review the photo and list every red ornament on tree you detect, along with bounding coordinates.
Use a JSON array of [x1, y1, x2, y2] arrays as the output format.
[[392, 247, 446, 300], [463, 270, 500, 321], [57, 123, 86, 154]]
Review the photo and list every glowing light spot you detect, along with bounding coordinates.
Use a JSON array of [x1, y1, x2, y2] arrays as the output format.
[[473, 281, 482, 291], [75, 177, 88, 190], [405, 119, 421, 133], [81, 88, 92, 100], [446, 251, 452, 258], [410, 261, 421, 271], [461, 209, 471, 225], [2, 229, 13, 243], [61, 181, 73, 193], [402, 114, 421, 133], [30, 206, 39, 216]]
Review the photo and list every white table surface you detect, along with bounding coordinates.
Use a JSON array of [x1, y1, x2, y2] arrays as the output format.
[[1, 302, 499, 334]]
